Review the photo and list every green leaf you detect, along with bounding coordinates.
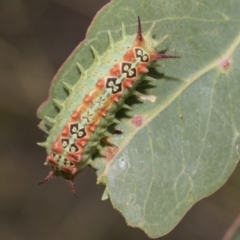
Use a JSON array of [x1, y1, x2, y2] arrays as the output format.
[[37, 0, 240, 238], [232, 232, 240, 240]]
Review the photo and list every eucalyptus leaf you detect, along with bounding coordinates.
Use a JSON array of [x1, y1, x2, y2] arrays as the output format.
[[37, 0, 240, 238]]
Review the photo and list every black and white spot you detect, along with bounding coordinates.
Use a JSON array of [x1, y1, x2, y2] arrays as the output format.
[[121, 62, 137, 78], [106, 77, 122, 94], [135, 48, 149, 62]]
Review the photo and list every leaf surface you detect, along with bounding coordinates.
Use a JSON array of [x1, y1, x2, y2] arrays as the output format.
[[37, 0, 240, 237]]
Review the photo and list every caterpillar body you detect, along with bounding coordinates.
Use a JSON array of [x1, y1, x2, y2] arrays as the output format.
[[37, 17, 179, 196]]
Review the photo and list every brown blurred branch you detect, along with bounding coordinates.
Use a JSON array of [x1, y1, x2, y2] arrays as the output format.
[[222, 214, 240, 240]]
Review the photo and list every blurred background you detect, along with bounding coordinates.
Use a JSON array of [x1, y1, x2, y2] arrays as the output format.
[[0, 0, 240, 239]]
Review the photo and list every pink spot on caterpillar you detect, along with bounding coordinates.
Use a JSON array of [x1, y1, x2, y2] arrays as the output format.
[[71, 108, 81, 120], [110, 65, 120, 76], [87, 123, 97, 132], [52, 140, 63, 154], [96, 79, 105, 89], [67, 152, 82, 163], [124, 50, 135, 61], [84, 95, 92, 104], [111, 94, 121, 103], [132, 115, 144, 127], [219, 58, 231, 72], [123, 79, 134, 88], [138, 64, 148, 73], [99, 108, 108, 117], [76, 138, 88, 147], [61, 125, 69, 136]]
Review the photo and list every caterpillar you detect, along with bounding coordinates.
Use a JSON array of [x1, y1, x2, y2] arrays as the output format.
[[37, 17, 179, 196]]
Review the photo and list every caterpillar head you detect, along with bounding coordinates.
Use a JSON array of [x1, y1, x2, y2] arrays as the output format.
[[39, 153, 78, 197]]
